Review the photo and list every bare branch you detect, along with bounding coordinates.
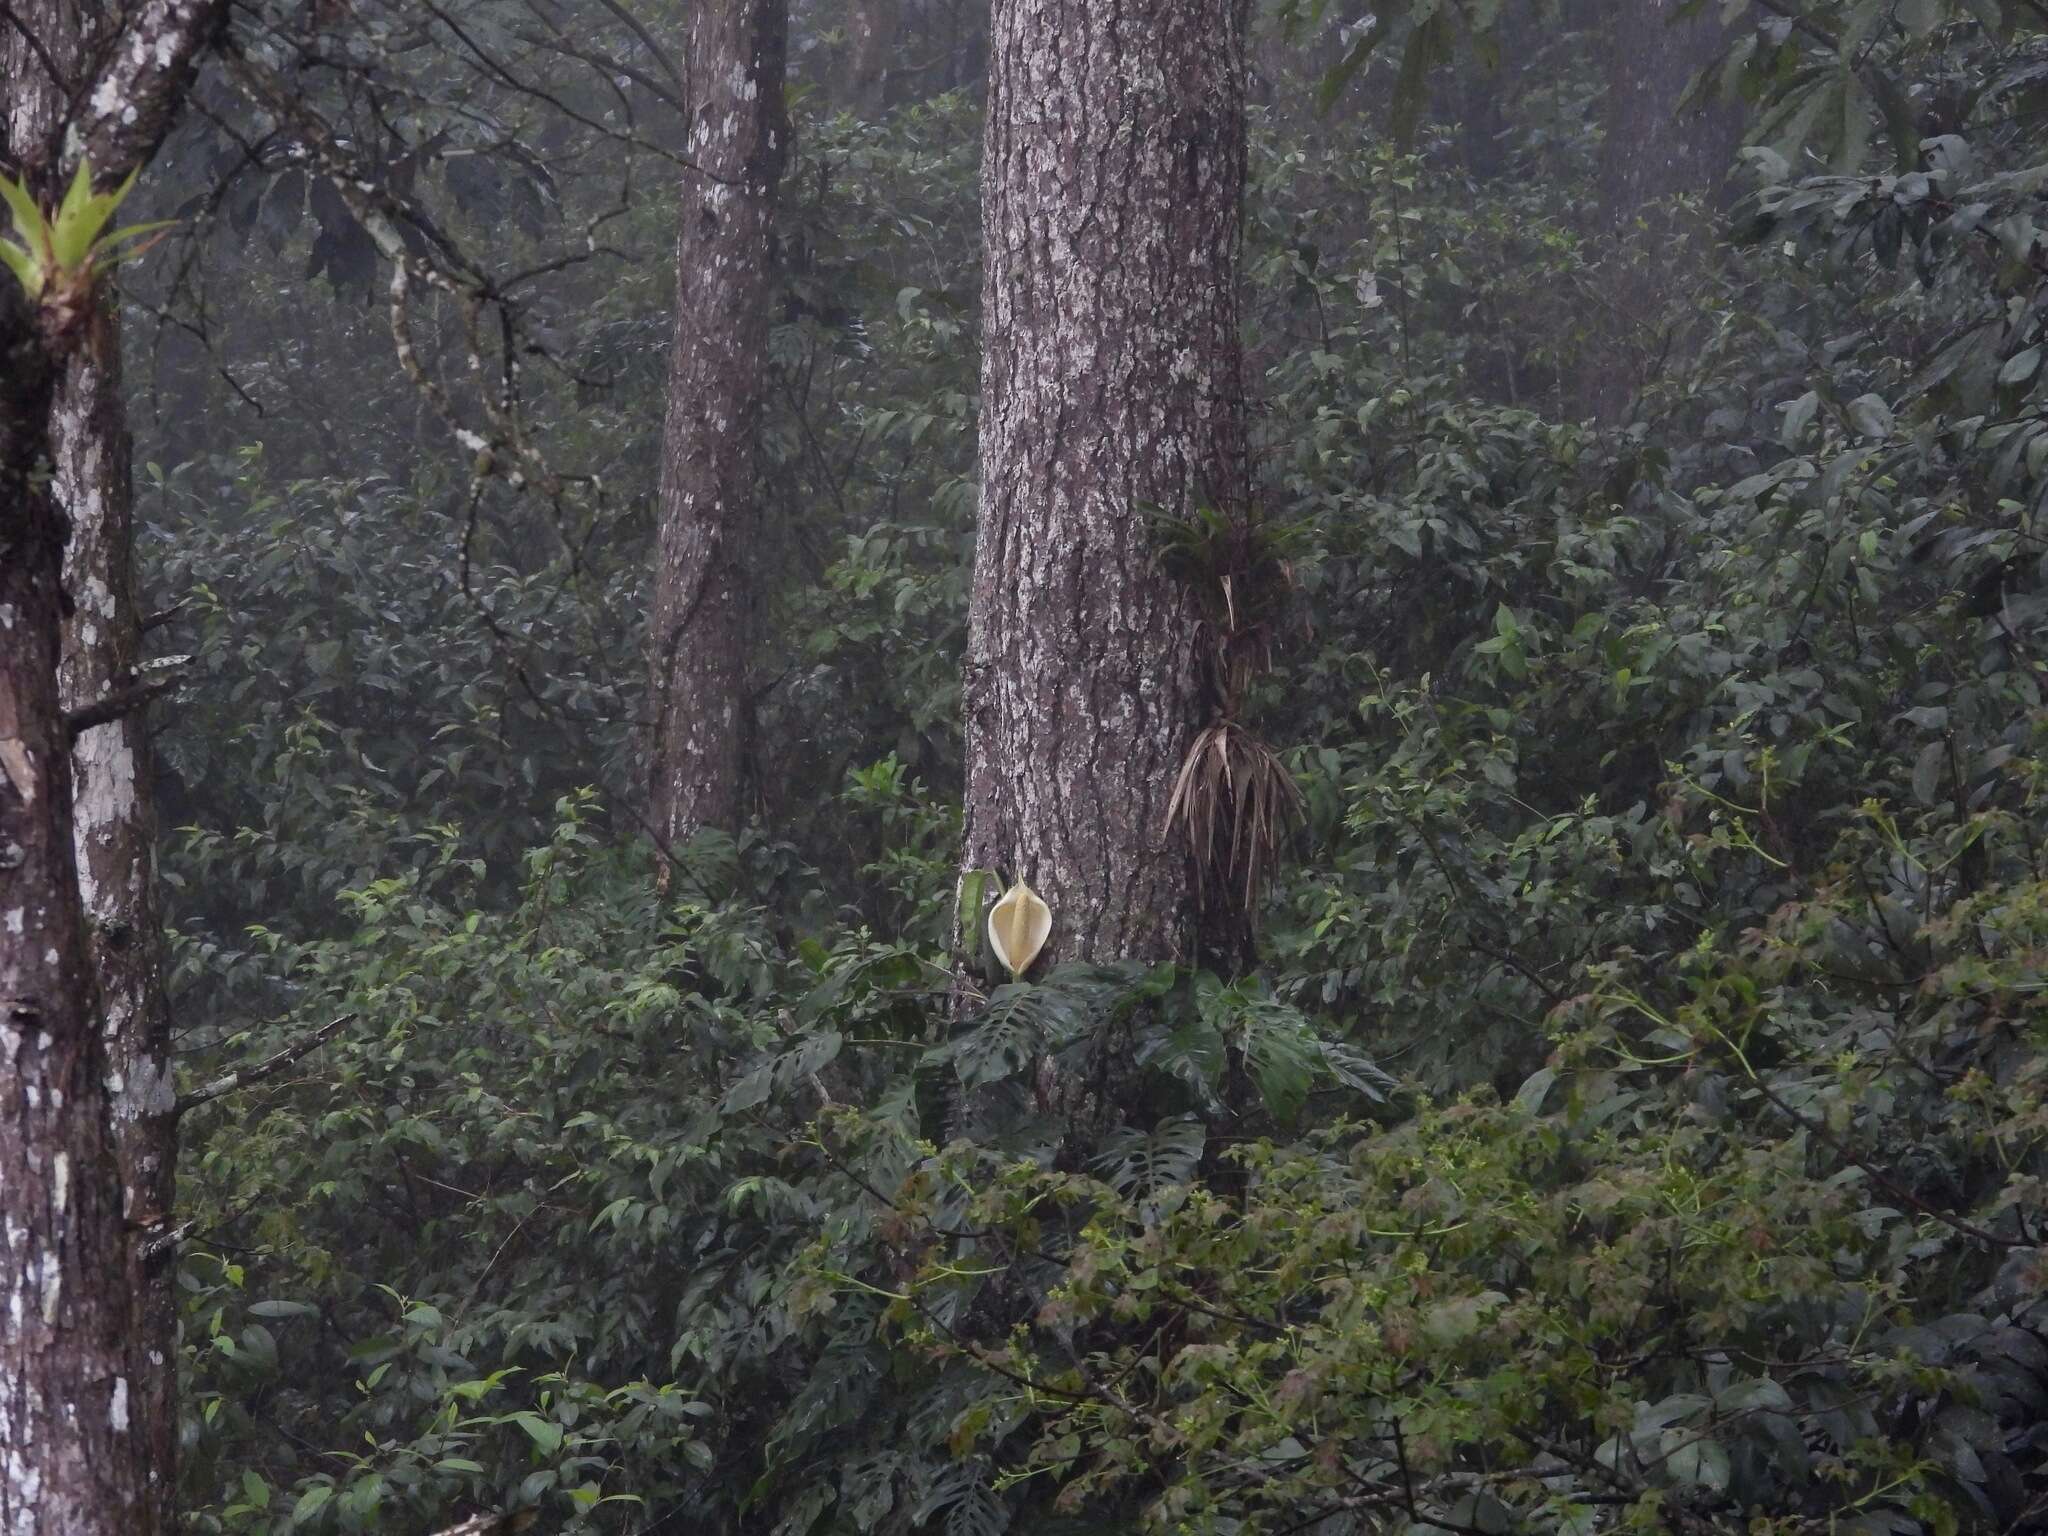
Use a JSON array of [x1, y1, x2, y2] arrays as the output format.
[[139, 600, 188, 633], [430, 1511, 536, 1536], [138, 1216, 198, 1265], [579, 0, 687, 98], [176, 1013, 356, 1117], [416, 0, 693, 168], [63, 665, 185, 741], [513, 26, 684, 120], [74, 0, 227, 183]]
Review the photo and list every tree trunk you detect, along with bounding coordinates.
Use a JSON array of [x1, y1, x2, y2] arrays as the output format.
[[1584, 0, 1745, 423], [0, 267, 150, 1536], [1, 4, 219, 1528], [963, 0, 1252, 971], [840, 0, 899, 114], [648, 0, 789, 851], [58, 306, 177, 1534], [7, 17, 178, 1525]]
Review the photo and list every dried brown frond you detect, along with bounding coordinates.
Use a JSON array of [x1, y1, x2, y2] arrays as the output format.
[[1165, 718, 1305, 916]]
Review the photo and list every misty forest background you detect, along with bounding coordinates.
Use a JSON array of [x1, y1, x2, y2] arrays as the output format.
[[12, 0, 2048, 1532]]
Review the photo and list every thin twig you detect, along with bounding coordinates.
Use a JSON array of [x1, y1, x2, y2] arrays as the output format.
[[582, 0, 686, 96], [1743, 1068, 2026, 1249]]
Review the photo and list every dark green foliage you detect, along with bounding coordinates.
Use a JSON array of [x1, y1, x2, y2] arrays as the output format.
[[156, 4, 2048, 1534]]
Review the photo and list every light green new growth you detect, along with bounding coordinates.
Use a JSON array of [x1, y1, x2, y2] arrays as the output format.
[[0, 157, 172, 307]]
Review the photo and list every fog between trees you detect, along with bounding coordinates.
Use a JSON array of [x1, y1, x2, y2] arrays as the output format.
[[3, 2, 2048, 1534]]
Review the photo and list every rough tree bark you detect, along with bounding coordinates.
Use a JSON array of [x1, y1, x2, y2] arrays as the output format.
[[1584, 0, 1746, 423], [6, 18, 179, 1528], [962, 0, 1252, 970], [0, 253, 138, 1536], [647, 0, 788, 851], [58, 257, 178, 1536], [0, 4, 220, 1530]]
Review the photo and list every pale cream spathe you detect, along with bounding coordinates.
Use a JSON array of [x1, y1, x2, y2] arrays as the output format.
[[987, 879, 1052, 978]]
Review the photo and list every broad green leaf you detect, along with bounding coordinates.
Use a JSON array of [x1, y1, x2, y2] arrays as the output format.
[[248, 1299, 319, 1319], [291, 1484, 333, 1525], [1913, 740, 1947, 804], [1846, 394, 1894, 439], [1999, 346, 2041, 387], [1896, 0, 1941, 31], [1781, 390, 1820, 446], [51, 160, 142, 270], [49, 158, 101, 270], [1514, 1066, 1558, 1113], [1666, 1435, 1731, 1491], [0, 172, 45, 252], [0, 238, 40, 298], [509, 1410, 563, 1455], [956, 867, 992, 962]]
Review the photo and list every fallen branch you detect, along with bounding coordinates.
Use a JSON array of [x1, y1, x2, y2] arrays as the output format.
[[176, 1013, 356, 1116]]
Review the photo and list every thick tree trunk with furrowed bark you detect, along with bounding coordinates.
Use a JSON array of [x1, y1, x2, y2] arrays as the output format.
[[647, 0, 788, 852], [962, 0, 1253, 971], [1, 4, 219, 1529]]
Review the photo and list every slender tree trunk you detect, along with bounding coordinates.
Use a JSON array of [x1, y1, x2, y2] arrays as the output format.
[[963, 0, 1252, 971], [58, 308, 177, 1533], [0, 304, 148, 1536], [840, 0, 899, 114], [648, 0, 789, 850], [7, 18, 178, 1525], [2, 30, 139, 1534], [1, 4, 218, 1528], [1584, 0, 1745, 423]]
